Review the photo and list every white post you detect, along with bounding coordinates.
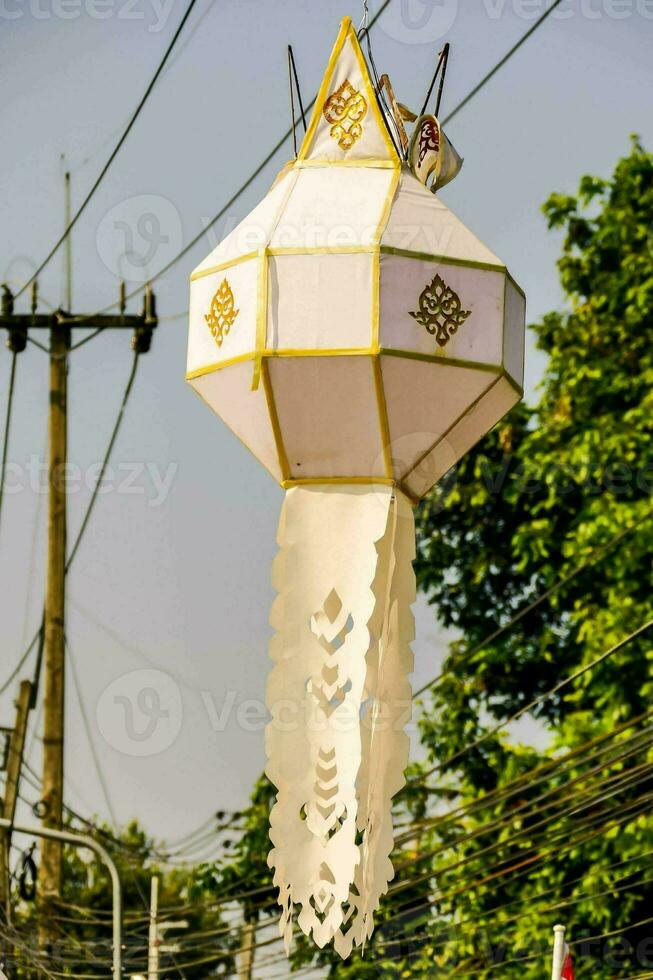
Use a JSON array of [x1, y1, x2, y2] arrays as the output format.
[[551, 924, 566, 980], [148, 875, 159, 980]]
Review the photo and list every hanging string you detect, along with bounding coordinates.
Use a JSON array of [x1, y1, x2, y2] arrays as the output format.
[[288, 45, 307, 133], [358, 22, 404, 159], [420, 42, 451, 118], [288, 46, 298, 158], [358, 0, 369, 34]]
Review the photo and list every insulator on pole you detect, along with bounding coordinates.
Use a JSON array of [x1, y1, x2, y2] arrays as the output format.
[[132, 284, 156, 353], [2, 283, 27, 353]]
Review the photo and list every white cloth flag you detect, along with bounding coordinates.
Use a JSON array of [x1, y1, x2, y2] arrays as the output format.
[[265, 485, 415, 956]]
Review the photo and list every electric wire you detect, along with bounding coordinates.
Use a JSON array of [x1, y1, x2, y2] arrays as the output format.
[[0, 351, 141, 696], [69, 721, 653, 951], [15, 0, 202, 299], [442, 0, 565, 125], [43, 712, 652, 929], [65, 635, 119, 828], [413, 499, 653, 697], [416, 616, 653, 782], [0, 350, 18, 543]]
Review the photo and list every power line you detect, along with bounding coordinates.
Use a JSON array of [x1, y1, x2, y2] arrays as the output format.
[[443, 0, 565, 124], [414, 500, 653, 697], [15, 0, 202, 299], [0, 349, 19, 544], [396, 706, 653, 846], [65, 635, 118, 829], [0, 352, 141, 696], [416, 616, 653, 782]]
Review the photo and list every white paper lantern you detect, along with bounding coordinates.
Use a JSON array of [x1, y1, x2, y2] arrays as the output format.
[[187, 16, 524, 958]]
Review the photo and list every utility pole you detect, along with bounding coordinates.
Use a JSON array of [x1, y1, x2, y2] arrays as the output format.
[[39, 313, 69, 948], [64, 169, 72, 313], [0, 679, 33, 921], [41, 165, 72, 945], [0, 278, 156, 958], [237, 921, 256, 980], [147, 875, 159, 980]]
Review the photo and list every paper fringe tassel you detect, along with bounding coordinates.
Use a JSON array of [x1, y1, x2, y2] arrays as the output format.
[[265, 484, 415, 957]]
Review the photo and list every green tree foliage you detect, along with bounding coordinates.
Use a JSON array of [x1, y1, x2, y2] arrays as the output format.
[[195, 140, 653, 978], [406, 136, 653, 977]]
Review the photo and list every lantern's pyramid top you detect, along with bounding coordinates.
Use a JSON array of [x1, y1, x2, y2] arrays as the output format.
[[187, 18, 525, 502], [297, 17, 400, 165]]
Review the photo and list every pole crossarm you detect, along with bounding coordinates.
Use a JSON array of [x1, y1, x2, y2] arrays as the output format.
[[0, 312, 152, 330]]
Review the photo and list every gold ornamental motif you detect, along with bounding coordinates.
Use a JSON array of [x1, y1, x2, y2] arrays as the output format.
[[409, 274, 471, 348], [322, 79, 368, 151], [205, 278, 239, 347]]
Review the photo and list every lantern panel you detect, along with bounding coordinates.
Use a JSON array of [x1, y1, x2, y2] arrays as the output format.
[[378, 255, 505, 367], [381, 171, 503, 266], [267, 253, 373, 351], [380, 355, 500, 481], [187, 256, 258, 376], [192, 170, 293, 274], [268, 356, 385, 479], [269, 167, 396, 250], [402, 374, 521, 499], [503, 275, 526, 388], [189, 360, 283, 482]]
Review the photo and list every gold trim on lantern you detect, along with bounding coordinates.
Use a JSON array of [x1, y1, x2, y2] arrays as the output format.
[[264, 347, 371, 358], [379, 246, 506, 274], [376, 170, 401, 245], [190, 251, 259, 282], [372, 355, 393, 478], [379, 347, 503, 374], [298, 18, 351, 161], [348, 20, 400, 165], [281, 477, 420, 506], [268, 245, 378, 257], [186, 351, 255, 380], [371, 250, 380, 352], [186, 347, 509, 382], [261, 358, 291, 481], [191, 247, 511, 284], [252, 248, 268, 391], [294, 158, 399, 169]]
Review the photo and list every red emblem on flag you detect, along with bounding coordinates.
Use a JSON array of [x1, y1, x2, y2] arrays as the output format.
[[561, 943, 574, 980]]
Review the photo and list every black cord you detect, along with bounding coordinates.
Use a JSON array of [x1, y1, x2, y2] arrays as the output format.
[[443, 0, 565, 124], [66, 351, 139, 568], [0, 353, 141, 696], [288, 45, 307, 133], [420, 42, 450, 118], [0, 350, 18, 543], [15, 0, 202, 299]]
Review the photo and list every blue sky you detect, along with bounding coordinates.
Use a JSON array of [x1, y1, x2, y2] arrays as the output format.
[[1, 0, 652, 850]]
